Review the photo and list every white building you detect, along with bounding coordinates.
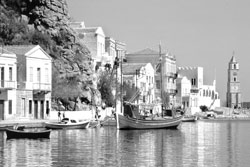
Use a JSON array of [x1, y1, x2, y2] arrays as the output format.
[[70, 22, 110, 70], [122, 63, 160, 114], [125, 48, 178, 108], [177, 67, 220, 114], [4, 45, 52, 119], [0, 49, 17, 120]]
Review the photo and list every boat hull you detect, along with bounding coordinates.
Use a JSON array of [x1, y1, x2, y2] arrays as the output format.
[[182, 116, 197, 122], [117, 114, 183, 130], [45, 121, 90, 129], [6, 129, 51, 139]]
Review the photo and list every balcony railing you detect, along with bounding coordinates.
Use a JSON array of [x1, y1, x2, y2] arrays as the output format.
[[0, 80, 16, 89], [33, 83, 51, 91], [166, 89, 178, 94], [166, 72, 178, 78]]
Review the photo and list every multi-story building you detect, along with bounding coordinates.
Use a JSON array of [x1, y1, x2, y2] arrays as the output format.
[[125, 48, 178, 108], [0, 49, 17, 120], [177, 67, 220, 114], [4, 45, 52, 119], [122, 63, 159, 113], [70, 22, 110, 70], [226, 56, 241, 108]]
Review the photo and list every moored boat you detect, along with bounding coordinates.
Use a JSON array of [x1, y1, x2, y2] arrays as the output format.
[[45, 118, 90, 129], [182, 115, 197, 122], [117, 113, 183, 130], [117, 103, 183, 130], [6, 128, 51, 139]]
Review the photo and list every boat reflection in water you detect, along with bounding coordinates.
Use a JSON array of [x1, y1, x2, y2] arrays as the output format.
[[0, 121, 250, 166]]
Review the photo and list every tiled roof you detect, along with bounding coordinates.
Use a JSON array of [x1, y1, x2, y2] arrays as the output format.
[[4, 45, 37, 55], [122, 63, 147, 75], [125, 48, 163, 66], [0, 47, 15, 55], [75, 27, 98, 34], [128, 48, 160, 55]]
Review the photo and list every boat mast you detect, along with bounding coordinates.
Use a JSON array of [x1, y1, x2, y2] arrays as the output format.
[[159, 44, 164, 117]]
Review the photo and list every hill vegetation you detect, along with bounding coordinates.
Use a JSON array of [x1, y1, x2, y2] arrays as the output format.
[[0, 0, 100, 110]]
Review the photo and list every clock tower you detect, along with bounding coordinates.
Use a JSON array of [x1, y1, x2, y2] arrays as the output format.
[[226, 55, 241, 108]]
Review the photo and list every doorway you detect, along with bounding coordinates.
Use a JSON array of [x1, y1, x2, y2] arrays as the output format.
[[34, 100, 38, 119], [40, 101, 44, 119], [21, 98, 25, 117], [0, 100, 4, 120]]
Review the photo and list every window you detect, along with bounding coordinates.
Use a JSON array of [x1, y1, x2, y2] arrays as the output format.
[[45, 68, 49, 83], [234, 77, 237, 82], [30, 67, 33, 82], [9, 100, 12, 114], [156, 80, 160, 89], [191, 78, 196, 86], [37, 68, 41, 82], [0, 67, 4, 87], [9, 67, 12, 81], [29, 100, 32, 114]]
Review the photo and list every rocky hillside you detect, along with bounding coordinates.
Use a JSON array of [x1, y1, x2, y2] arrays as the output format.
[[0, 0, 100, 110]]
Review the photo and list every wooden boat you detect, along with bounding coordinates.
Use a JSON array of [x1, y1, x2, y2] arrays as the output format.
[[6, 127, 51, 139], [45, 118, 90, 129], [117, 102, 183, 130], [182, 115, 197, 122], [116, 44, 183, 130], [117, 113, 183, 130]]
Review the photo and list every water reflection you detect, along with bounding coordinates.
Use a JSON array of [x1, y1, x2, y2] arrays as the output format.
[[0, 133, 51, 167], [0, 121, 250, 166]]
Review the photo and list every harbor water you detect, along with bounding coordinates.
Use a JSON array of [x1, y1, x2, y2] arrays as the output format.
[[0, 120, 250, 167]]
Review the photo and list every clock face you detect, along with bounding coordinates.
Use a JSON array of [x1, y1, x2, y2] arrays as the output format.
[[232, 86, 238, 91], [233, 72, 237, 76]]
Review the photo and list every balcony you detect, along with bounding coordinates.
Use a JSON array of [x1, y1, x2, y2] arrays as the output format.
[[166, 89, 178, 94], [166, 72, 178, 78], [33, 83, 51, 91], [0, 80, 16, 90]]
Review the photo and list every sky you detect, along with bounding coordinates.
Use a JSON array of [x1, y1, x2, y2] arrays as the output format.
[[66, 0, 250, 104]]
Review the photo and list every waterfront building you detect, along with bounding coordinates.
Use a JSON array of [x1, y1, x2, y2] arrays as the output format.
[[4, 45, 52, 120], [125, 48, 178, 108], [177, 67, 220, 114], [226, 56, 241, 108], [0, 49, 17, 120], [122, 63, 159, 113]]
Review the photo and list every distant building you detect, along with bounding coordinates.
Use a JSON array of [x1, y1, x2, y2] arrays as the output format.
[[125, 48, 178, 107], [177, 67, 220, 114], [4, 45, 52, 120], [70, 21, 126, 71], [226, 56, 241, 108], [0, 49, 17, 120]]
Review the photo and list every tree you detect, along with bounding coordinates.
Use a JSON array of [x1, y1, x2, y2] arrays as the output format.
[[52, 66, 82, 111], [97, 70, 116, 107]]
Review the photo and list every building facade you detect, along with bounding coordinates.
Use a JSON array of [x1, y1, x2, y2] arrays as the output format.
[[0, 49, 17, 120], [4, 45, 52, 120], [122, 63, 159, 113], [226, 56, 241, 108], [177, 67, 220, 114], [125, 48, 178, 108]]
